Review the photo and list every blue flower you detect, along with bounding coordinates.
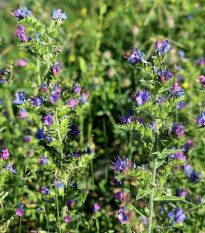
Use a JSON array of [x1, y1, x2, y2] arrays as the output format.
[[189, 170, 200, 182], [11, 6, 32, 20], [196, 110, 205, 126], [73, 83, 81, 94], [69, 125, 80, 137], [123, 48, 146, 64], [13, 91, 25, 104], [35, 128, 46, 141], [134, 90, 150, 106], [41, 186, 50, 195], [31, 96, 45, 107], [157, 69, 173, 82], [39, 156, 48, 165], [52, 9, 67, 20], [41, 114, 53, 127], [155, 40, 172, 54], [6, 164, 17, 175], [175, 207, 186, 223], [178, 50, 185, 59], [118, 207, 128, 224], [119, 109, 133, 124]]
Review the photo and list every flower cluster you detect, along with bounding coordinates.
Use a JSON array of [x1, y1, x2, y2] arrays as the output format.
[[0, 149, 9, 160], [11, 6, 32, 20]]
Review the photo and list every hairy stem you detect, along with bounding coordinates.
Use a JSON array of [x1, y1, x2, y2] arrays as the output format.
[[55, 186, 61, 233], [148, 117, 159, 232], [55, 110, 63, 169]]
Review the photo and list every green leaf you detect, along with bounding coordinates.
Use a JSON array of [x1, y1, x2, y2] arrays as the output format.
[[79, 57, 87, 73], [136, 188, 151, 200], [127, 203, 145, 217], [154, 196, 192, 205], [162, 148, 184, 156]]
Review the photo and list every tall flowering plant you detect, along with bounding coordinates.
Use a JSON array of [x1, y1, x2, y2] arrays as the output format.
[[0, 7, 94, 232], [110, 40, 200, 232]]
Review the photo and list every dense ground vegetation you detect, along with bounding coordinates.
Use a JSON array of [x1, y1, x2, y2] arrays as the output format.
[[0, 0, 204, 232]]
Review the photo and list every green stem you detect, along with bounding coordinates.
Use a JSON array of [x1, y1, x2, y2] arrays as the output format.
[[6, 90, 15, 120], [37, 59, 41, 86], [55, 186, 61, 233], [55, 110, 63, 169], [19, 217, 21, 233], [148, 117, 159, 232]]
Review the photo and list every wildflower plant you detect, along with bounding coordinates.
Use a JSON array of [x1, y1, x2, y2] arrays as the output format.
[[0, 6, 95, 232], [111, 40, 201, 232]]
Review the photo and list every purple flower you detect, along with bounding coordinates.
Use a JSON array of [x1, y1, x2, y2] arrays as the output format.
[[118, 207, 128, 224], [87, 146, 94, 154], [123, 48, 146, 64], [142, 217, 148, 225], [69, 151, 81, 158], [67, 199, 75, 207], [0, 149, 9, 160], [16, 208, 23, 216], [112, 157, 134, 172], [133, 90, 150, 106], [174, 151, 186, 161], [13, 91, 25, 104], [73, 83, 81, 94], [31, 96, 45, 107], [80, 91, 89, 104], [45, 135, 53, 143], [176, 101, 184, 110], [23, 135, 31, 143], [185, 140, 192, 151], [167, 207, 186, 225], [39, 84, 49, 92], [199, 75, 205, 88], [41, 186, 50, 195], [93, 203, 100, 213], [196, 110, 205, 126], [189, 170, 200, 182], [6, 164, 17, 175], [115, 192, 126, 200], [176, 189, 187, 197], [175, 207, 186, 223], [155, 40, 172, 54], [35, 128, 46, 141], [157, 69, 173, 82], [52, 84, 62, 94], [119, 109, 133, 124], [41, 114, 53, 126], [39, 156, 48, 165], [64, 216, 71, 223], [178, 50, 185, 59], [11, 6, 32, 20], [111, 178, 125, 186], [52, 9, 67, 20], [70, 182, 78, 189], [16, 26, 27, 42], [168, 82, 185, 98], [52, 62, 62, 75], [68, 98, 78, 107], [18, 108, 27, 118], [69, 125, 80, 137], [49, 93, 60, 103], [16, 203, 24, 216], [178, 74, 184, 82], [54, 180, 64, 189], [196, 195, 203, 204], [17, 59, 26, 66], [184, 164, 192, 176], [170, 123, 184, 137]]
